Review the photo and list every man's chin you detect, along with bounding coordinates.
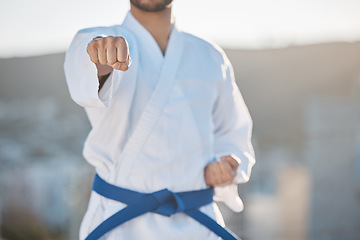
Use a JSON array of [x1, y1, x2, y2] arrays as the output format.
[[130, 0, 173, 12]]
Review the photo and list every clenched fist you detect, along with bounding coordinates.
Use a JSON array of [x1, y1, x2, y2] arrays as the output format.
[[86, 36, 131, 76], [204, 155, 240, 187]]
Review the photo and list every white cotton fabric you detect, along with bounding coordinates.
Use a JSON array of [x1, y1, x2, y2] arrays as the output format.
[[64, 11, 255, 240]]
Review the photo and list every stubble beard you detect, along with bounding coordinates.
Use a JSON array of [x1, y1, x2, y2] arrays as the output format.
[[130, 0, 173, 12]]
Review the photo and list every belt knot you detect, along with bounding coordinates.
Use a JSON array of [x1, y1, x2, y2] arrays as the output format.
[[151, 188, 185, 217]]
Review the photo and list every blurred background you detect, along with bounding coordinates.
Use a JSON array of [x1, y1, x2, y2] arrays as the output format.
[[1, 0, 360, 239]]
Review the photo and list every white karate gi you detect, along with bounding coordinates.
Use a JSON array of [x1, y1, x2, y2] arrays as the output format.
[[64, 11, 255, 240]]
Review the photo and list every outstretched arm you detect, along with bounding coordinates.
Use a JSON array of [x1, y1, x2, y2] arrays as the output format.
[[64, 29, 132, 108]]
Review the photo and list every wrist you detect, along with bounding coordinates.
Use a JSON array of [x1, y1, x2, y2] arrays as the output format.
[[98, 72, 111, 92], [96, 63, 113, 77]]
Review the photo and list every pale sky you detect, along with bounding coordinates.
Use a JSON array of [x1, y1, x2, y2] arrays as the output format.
[[1, 0, 360, 57]]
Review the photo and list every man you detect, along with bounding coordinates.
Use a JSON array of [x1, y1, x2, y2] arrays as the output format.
[[64, 0, 255, 239]]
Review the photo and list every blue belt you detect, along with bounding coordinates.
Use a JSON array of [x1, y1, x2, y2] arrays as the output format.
[[85, 174, 240, 240]]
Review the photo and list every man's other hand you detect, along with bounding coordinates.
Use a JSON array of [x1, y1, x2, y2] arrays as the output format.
[[87, 36, 131, 76], [204, 155, 239, 187]]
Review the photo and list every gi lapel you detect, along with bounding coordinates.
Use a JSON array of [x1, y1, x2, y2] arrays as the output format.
[[112, 26, 184, 182]]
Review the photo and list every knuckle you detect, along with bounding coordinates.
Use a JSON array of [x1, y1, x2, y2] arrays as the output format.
[[105, 36, 115, 45], [87, 43, 95, 52], [208, 165, 216, 173], [95, 38, 104, 47], [115, 36, 126, 45], [87, 42, 93, 49]]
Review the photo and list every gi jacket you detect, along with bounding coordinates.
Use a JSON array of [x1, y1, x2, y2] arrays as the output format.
[[64, 11, 255, 240]]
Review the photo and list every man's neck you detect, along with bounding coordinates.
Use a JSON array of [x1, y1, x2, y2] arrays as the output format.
[[130, 5, 173, 55]]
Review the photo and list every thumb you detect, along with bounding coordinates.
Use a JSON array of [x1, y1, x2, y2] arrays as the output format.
[[111, 56, 131, 71]]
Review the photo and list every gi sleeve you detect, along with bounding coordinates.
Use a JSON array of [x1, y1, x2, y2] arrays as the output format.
[[212, 54, 256, 212], [64, 29, 118, 108]]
